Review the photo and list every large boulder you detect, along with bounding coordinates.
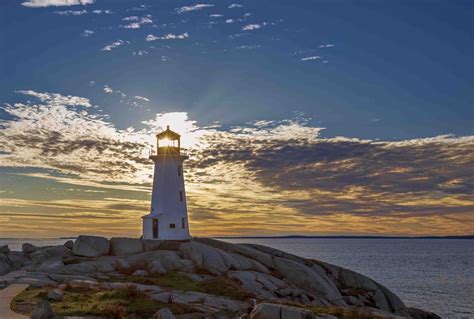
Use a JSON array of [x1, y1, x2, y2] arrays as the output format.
[[143, 239, 163, 251], [273, 257, 343, 304], [73, 235, 109, 257], [318, 261, 409, 315], [31, 300, 54, 319], [7, 251, 31, 269], [0, 245, 10, 254], [22, 243, 37, 254], [110, 237, 144, 256], [59, 260, 116, 274], [179, 241, 269, 275], [151, 290, 249, 313], [0, 256, 12, 275], [196, 238, 275, 268], [249, 303, 330, 319], [64, 240, 74, 250], [29, 245, 70, 264], [47, 289, 64, 301], [153, 308, 176, 319], [228, 270, 287, 300]]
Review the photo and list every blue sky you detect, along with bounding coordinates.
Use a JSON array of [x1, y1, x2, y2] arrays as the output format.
[[1, 0, 472, 139], [0, 0, 473, 237]]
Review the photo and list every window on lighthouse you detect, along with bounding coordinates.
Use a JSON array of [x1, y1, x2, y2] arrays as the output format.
[[179, 191, 183, 202], [181, 218, 185, 229], [178, 165, 182, 176]]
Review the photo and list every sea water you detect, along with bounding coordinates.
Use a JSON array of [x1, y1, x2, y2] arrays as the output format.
[[1, 237, 472, 318]]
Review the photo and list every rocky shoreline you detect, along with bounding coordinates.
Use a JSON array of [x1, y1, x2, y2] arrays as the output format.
[[0, 236, 440, 318]]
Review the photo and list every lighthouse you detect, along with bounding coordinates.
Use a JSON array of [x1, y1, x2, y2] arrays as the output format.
[[142, 126, 191, 240]]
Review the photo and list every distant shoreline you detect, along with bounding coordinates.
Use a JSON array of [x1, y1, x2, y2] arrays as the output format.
[[1, 235, 472, 240], [215, 235, 474, 239]]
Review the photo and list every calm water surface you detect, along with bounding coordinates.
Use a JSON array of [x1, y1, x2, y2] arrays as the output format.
[[1, 238, 472, 318], [222, 238, 474, 319]]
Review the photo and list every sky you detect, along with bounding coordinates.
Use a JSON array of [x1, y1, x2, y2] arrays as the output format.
[[0, 0, 473, 238]]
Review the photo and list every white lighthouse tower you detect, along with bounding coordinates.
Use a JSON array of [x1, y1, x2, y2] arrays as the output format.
[[142, 126, 191, 240]]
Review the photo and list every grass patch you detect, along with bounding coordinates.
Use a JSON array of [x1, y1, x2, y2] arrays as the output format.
[[199, 277, 254, 301], [273, 301, 390, 319], [120, 271, 253, 301], [11, 285, 192, 318]]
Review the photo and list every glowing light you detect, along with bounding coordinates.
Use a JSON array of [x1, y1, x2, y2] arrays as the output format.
[[159, 138, 176, 147]]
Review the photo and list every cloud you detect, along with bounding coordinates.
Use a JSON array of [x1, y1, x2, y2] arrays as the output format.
[[237, 45, 261, 50], [54, 9, 87, 15], [226, 19, 234, 23], [134, 96, 150, 102], [22, 0, 94, 7], [101, 40, 130, 52], [176, 4, 214, 14], [1, 91, 473, 236], [210, 14, 223, 18], [103, 85, 126, 98], [14, 90, 92, 107], [81, 29, 94, 37], [319, 44, 334, 48], [242, 24, 261, 31], [92, 9, 112, 14], [0, 90, 151, 188], [146, 33, 189, 41], [55, 8, 111, 15], [103, 85, 114, 93], [120, 15, 153, 29], [301, 56, 321, 61], [229, 4, 243, 8]]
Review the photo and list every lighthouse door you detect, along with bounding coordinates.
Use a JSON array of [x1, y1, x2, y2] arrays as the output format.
[[152, 219, 159, 238]]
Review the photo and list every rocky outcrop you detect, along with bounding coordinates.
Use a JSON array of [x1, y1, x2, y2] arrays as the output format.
[[153, 308, 176, 319], [31, 300, 54, 319], [179, 241, 269, 275], [249, 303, 335, 319], [47, 289, 64, 301], [72, 235, 109, 257], [0, 237, 439, 319], [22, 243, 36, 254], [407, 307, 441, 319], [110, 237, 144, 256], [0, 254, 12, 275], [0, 245, 10, 254], [316, 260, 409, 316]]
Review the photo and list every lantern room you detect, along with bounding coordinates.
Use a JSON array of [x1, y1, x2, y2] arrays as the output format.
[[156, 125, 181, 155]]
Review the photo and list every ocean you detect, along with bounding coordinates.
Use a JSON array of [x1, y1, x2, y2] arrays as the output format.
[[1, 237, 472, 318]]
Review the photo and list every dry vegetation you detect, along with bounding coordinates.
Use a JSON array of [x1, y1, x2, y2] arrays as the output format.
[[11, 285, 193, 318]]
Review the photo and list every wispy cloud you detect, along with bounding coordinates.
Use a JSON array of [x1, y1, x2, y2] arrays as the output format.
[[120, 15, 153, 29], [101, 40, 130, 52], [92, 9, 112, 14], [301, 56, 321, 61], [176, 4, 214, 14], [54, 8, 111, 15], [2, 91, 473, 237], [242, 24, 261, 31], [229, 4, 243, 9], [319, 44, 335, 48], [81, 29, 94, 37], [22, 0, 94, 8], [146, 33, 189, 41], [134, 96, 150, 102], [103, 85, 126, 98], [54, 9, 87, 15]]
